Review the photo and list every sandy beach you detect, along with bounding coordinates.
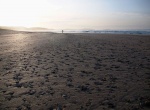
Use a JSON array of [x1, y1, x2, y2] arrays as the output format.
[[0, 31, 150, 110]]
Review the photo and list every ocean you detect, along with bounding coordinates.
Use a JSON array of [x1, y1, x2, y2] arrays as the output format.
[[50, 29, 150, 35]]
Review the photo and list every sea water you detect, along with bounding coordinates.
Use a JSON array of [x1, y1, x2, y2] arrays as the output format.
[[51, 29, 150, 35]]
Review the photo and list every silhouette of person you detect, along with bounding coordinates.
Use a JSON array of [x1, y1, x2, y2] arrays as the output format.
[[62, 30, 63, 33]]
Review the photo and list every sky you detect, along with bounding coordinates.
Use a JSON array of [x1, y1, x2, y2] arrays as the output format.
[[0, 0, 150, 30]]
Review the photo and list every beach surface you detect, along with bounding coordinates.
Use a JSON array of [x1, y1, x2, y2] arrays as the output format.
[[0, 31, 150, 110]]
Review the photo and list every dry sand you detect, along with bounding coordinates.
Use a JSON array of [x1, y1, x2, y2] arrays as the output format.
[[0, 31, 150, 110]]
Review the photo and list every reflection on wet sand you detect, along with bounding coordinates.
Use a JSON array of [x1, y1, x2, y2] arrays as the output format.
[[0, 33, 33, 53]]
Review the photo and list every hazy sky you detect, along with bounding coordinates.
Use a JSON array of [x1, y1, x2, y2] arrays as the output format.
[[0, 0, 150, 30]]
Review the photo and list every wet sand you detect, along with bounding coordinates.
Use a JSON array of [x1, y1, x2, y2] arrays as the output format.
[[0, 31, 150, 110]]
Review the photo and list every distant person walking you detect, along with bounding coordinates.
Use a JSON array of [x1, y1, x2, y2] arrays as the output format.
[[62, 30, 63, 33]]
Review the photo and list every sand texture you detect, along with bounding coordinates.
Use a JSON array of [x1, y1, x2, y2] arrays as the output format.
[[0, 32, 150, 110]]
